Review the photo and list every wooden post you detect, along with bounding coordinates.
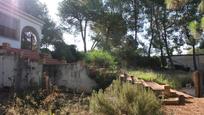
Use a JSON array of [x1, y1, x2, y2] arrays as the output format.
[[192, 71, 202, 97], [131, 76, 135, 84], [164, 85, 171, 97]]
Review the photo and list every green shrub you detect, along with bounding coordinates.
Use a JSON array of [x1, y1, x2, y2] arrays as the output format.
[[90, 80, 162, 115], [52, 42, 83, 63], [85, 50, 117, 69]]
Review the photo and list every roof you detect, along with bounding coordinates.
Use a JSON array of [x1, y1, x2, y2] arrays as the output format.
[[0, 1, 44, 27]]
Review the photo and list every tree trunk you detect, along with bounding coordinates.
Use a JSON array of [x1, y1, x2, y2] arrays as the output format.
[[162, 33, 173, 67], [148, 37, 153, 58], [133, 0, 139, 43], [79, 20, 87, 53], [148, 2, 155, 58], [83, 21, 88, 53], [183, 25, 197, 70], [91, 40, 97, 50], [83, 38, 87, 53], [160, 44, 164, 68], [104, 27, 111, 51], [192, 42, 197, 70], [162, 8, 174, 68]]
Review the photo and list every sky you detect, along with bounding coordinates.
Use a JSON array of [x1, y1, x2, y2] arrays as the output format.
[[39, 0, 92, 51]]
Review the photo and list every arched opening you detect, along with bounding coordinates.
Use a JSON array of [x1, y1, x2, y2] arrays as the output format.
[[21, 26, 39, 50]]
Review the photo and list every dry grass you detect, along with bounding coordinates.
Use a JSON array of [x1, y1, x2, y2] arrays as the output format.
[[128, 69, 192, 89], [0, 89, 90, 115]]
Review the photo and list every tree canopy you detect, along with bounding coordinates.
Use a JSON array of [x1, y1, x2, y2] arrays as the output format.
[[11, 0, 204, 68]]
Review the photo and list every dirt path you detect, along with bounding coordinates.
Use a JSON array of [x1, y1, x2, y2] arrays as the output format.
[[164, 98, 204, 115]]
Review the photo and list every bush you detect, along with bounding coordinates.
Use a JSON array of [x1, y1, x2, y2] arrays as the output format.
[[90, 80, 162, 115], [52, 42, 83, 63], [85, 50, 117, 69]]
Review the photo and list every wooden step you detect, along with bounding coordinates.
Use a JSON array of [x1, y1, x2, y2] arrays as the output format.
[[170, 89, 193, 99], [162, 95, 185, 105], [162, 97, 180, 105], [142, 81, 164, 91]]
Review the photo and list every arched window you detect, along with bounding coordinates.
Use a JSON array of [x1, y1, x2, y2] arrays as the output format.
[[21, 26, 39, 50]]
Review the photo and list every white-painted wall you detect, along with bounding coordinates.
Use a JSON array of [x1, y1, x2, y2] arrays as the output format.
[[0, 1, 43, 49], [172, 55, 204, 71], [56, 63, 97, 93], [0, 55, 42, 89], [0, 55, 18, 87], [0, 36, 20, 48], [0, 54, 97, 92]]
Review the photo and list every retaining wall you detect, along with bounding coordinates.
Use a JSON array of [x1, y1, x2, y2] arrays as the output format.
[[0, 54, 97, 93]]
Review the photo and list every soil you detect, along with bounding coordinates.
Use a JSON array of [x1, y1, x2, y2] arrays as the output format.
[[164, 98, 204, 115]]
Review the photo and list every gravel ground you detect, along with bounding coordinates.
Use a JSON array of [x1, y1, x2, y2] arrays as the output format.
[[164, 98, 204, 115]]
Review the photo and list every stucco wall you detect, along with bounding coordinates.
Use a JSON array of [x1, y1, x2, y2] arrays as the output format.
[[0, 55, 18, 87], [0, 36, 20, 48], [0, 55, 42, 90], [0, 54, 97, 92], [0, 2, 43, 49], [54, 63, 97, 93], [15, 60, 42, 90], [172, 55, 204, 71]]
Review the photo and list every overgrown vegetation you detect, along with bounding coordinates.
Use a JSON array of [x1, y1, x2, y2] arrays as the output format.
[[2, 0, 201, 114], [1, 89, 89, 114], [85, 50, 117, 69], [90, 80, 163, 115], [85, 50, 118, 90], [52, 42, 83, 63], [129, 70, 192, 89]]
